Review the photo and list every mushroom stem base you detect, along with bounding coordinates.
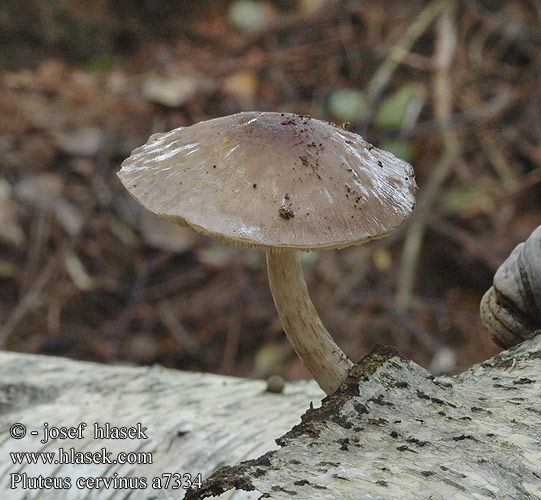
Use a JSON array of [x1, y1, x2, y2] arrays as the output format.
[[266, 249, 354, 395]]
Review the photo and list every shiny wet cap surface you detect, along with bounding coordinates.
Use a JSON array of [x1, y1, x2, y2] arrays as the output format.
[[118, 112, 417, 250]]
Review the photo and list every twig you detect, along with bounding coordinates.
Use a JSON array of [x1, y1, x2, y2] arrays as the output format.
[[395, 2, 459, 310], [368, 85, 513, 141], [0, 259, 58, 347], [356, 0, 447, 135], [21, 208, 51, 294], [220, 315, 242, 375], [465, 0, 541, 45], [106, 252, 171, 362], [157, 299, 199, 355]]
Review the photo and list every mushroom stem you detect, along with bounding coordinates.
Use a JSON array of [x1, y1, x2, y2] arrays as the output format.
[[266, 249, 354, 395]]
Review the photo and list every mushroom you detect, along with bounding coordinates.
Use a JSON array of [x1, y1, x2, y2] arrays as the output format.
[[117, 112, 417, 395]]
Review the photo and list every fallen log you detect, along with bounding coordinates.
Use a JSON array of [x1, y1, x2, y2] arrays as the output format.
[[1, 335, 540, 500], [187, 338, 541, 500], [0, 351, 322, 499]]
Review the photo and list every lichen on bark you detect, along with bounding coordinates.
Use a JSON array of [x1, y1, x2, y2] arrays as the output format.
[[187, 338, 541, 500]]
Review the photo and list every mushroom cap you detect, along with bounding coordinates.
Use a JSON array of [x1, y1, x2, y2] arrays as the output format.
[[118, 112, 417, 250]]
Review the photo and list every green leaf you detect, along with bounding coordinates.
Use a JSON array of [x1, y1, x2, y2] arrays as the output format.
[[228, 0, 270, 32], [85, 55, 115, 73], [373, 84, 417, 129], [327, 88, 367, 124], [441, 186, 493, 214], [378, 140, 414, 162]]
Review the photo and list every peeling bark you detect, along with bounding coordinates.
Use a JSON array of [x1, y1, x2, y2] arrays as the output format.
[[187, 339, 541, 500]]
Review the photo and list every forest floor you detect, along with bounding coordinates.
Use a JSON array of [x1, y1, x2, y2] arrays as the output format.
[[1, 0, 540, 383]]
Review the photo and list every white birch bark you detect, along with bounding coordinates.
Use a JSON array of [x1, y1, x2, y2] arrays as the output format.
[[187, 336, 541, 500], [1, 334, 540, 500], [0, 351, 322, 499]]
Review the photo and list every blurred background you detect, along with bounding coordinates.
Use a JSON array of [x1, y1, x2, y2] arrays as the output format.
[[1, 0, 540, 382]]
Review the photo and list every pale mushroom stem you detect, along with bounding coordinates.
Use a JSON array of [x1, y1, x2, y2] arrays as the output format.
[[266, 249, 354, 395]]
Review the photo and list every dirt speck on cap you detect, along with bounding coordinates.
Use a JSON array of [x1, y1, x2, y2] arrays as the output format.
[[279, 207, 295, 219]]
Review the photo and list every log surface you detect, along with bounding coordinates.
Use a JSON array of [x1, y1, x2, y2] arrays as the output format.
[[187, 338, 541, 500], [0, 351, 322, 499], [2, 336, 541, 500]]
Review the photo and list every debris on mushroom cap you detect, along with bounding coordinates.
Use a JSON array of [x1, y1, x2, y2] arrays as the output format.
[[117, 112, 418, 250]]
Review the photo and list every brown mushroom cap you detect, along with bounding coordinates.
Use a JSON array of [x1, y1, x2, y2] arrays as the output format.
[[118, 111, 417, 250]]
